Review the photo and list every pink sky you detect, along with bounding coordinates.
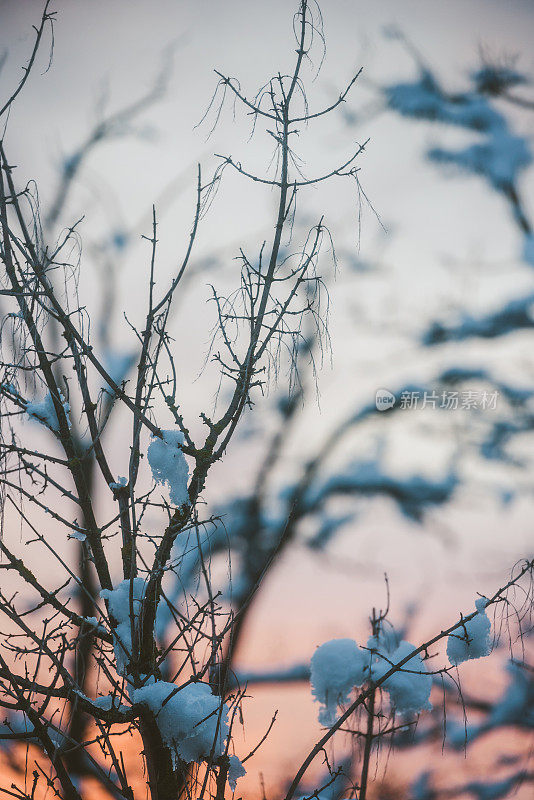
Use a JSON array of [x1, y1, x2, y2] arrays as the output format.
[[1, 1, 534, 797]]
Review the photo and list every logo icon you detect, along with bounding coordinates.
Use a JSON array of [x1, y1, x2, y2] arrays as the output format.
[[375, 388, 395, 411]]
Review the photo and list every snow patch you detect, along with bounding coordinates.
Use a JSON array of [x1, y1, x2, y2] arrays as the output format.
[[147, 430, 189, 507], [368, 633, 432, 715], [26, 391, 71, 432], [310, 638, 367, 726], [109, 476, 128, 490], [100, 579, 146, 675], [69, 531, 87, 542], [447, 598, 492, 665], [429, 132, 531, 190], [228, 754, 246, 790], [133, 681, 239, 769]]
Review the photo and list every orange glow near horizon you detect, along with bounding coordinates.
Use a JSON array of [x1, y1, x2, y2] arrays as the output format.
[[1, 684, 532, 800], [0, 626, 532, 799]]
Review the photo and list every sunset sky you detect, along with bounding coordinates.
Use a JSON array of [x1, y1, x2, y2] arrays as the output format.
[[1, 1, 534, 797]]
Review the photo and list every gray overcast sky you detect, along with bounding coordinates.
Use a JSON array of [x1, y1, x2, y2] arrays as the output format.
[[2, 0, 533, 254], [2, 0, 533, 278]]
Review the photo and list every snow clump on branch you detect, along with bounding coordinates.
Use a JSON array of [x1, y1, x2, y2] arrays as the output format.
[[310, 628, 433, 724], [385, 71, 532, 190], [447, 598, 492, 665], [133, 680, 246, 787], [310, 638, 367, 725], [25, 391, 71, 431], [147, 429, 189, 507], [100, 578, 146, 675], [367, 631, 432, 715]]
